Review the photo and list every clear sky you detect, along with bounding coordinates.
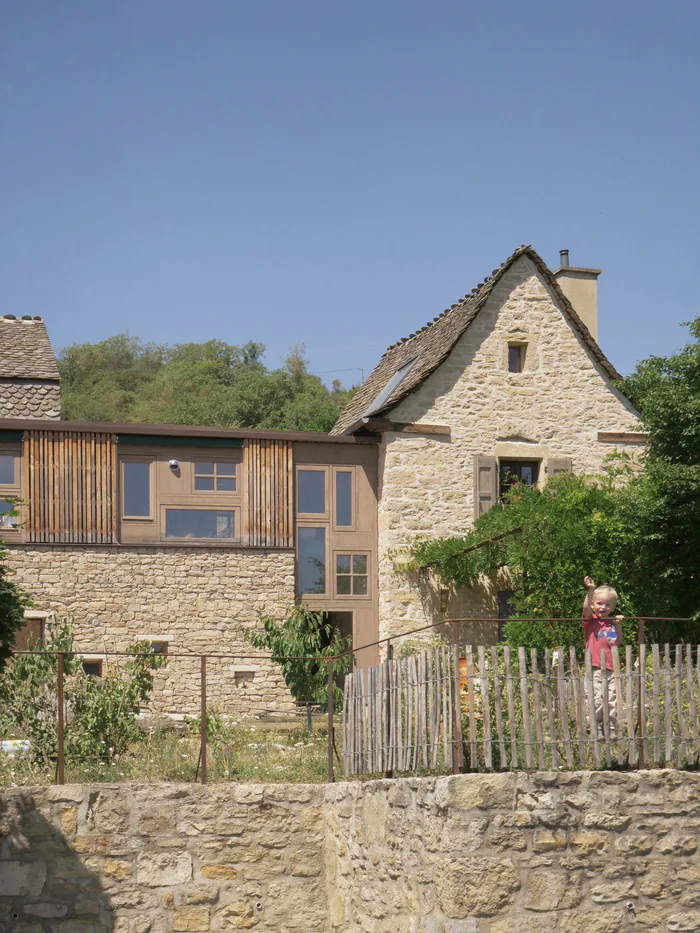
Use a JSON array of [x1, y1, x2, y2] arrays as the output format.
[[2, 1, 698, 384]]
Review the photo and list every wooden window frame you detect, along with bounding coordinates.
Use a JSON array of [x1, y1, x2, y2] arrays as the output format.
[[192, 459, 239, 495], [333, 550, 371, 600], [160, 504, 241, 544], [0, 442, 22, 539], [120, 456, 155, 522], [296, 523, 328, 597], [296, 465, 329, 520], [332, 466, 356, 532]]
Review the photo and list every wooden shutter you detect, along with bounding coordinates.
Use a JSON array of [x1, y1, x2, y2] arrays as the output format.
[[23, 430, 117, 543], [473, 455, 498, 519], [547, 457, 573, 478], [243, 439, 293, 547]]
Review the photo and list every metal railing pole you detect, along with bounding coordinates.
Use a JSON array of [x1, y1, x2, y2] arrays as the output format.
[[327, 660, 334, 783], [385, 642, 393, 779], [200, 655, 207, 785], [57, 652, 65, 785]]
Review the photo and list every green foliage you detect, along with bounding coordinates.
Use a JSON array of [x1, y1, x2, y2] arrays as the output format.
[[59, 335, 355, 432], [0, 502, 28, 668], [243, 605, 351, 711], [0, 617, 165, 766]]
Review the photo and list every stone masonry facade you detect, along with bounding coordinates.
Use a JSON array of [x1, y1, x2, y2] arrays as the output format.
[[2, 770, 700, 933], [6, 546, 297, 717], [0, 381, 61, 420], [378, 255, 643, 641]]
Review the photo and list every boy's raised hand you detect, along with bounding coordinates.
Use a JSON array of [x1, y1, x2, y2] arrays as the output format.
[[584, 575, 596, 589]]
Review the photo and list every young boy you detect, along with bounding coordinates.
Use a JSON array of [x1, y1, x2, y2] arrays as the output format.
[[582, 575, 624, 734]]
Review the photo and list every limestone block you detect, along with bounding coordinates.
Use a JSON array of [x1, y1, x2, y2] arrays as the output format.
[[60, 806, 78, 835], [23, 904, 69, 919], [214, 901, 257, 929], [264, 882, 328, 931], [524, 870, 583, 911], [172, 909, 210, 932], [136, 851, 192, 886], [583, 813, 631, 832], [557, 909, 623, 933], [200, 865, 238, 880], [489, 919, 556, 933], [103, 859, 133, 880], [435, 773, 516, 811], [0, 861, 47, 897], [667, 916, 700, 932], [435, 857, 519, 918]]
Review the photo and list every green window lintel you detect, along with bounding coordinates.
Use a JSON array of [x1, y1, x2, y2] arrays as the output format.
[[117, 435, 244, 448]]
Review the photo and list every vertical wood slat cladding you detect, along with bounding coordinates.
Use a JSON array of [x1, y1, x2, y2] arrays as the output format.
[[23, 431, 117, 544], [244, 438, 293, 548]]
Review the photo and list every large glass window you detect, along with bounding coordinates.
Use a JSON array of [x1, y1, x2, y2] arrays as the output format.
[[0, 454, 15, 485], [194, 461, 237, 492], [298, 527, 326, 594], [336, 554, 369, 596], [335, 470, 353, 527], [297, 470, 326, 514], [165, 509, 235, 540], [122, 461, 151, 517], [499, 460, 539, 498]]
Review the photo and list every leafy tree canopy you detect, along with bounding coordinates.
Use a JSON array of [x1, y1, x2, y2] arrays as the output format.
[[59, 335, 355, 432]]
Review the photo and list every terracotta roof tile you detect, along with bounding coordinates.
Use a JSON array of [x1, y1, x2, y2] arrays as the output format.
[[0, 315, 60, 380], [330, 245, 621, 435]]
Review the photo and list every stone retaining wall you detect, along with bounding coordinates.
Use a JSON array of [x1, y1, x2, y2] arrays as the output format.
[[6, 546, 297, 717], [2, 771, 699, 933]]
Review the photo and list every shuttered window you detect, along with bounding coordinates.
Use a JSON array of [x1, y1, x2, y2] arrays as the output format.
[[473, 456, 498, 519]]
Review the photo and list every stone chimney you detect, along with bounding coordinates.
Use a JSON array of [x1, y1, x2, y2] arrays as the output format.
[[553, 249, 601, 341]]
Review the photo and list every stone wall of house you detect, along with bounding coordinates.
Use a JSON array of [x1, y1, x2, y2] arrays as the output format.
[[325, 769, 700, 932], [0, 380, 61, 419], [6, 546, 297, 717], [0, 781, 327, 933], [377, 255, 643, 641]]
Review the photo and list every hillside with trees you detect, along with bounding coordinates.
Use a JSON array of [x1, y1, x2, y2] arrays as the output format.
[[58, 335, 355, 433]]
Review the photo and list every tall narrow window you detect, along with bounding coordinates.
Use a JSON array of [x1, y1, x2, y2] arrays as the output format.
[[0, 454, 15, 485], [297, 527, 326, 594], [508, 344, 525, 373], [122, 461, 151, 517], [335, 470, 353, 527], [297, 470, 326, 515]]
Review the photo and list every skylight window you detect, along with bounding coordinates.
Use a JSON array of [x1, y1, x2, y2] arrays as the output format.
[[364, 357, 417, 417]]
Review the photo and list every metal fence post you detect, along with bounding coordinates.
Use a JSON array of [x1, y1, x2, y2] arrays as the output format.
[[327, 660, 334, 783], [200, 655, 207, 785], [57, 652, 65, 785], [385, 642, 393, 779]]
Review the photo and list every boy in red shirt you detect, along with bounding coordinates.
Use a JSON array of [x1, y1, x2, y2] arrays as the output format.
[[582, 575, 624, 734]]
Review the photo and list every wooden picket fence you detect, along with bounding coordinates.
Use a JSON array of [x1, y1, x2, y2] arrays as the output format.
[[341, 643, 700, 776]]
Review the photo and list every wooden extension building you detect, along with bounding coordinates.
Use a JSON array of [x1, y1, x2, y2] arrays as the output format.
[[0, 245, 646, 714]]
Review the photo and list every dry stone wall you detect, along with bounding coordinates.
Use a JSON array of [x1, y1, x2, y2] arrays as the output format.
[[378, 255, 643, 640], [0, 782, 327, 933], [6, 546, 297, 717], [325, 769, 700, 932], [0, 381, 61, 419]]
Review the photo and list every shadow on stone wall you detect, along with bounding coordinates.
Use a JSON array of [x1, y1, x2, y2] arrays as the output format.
[[0, 794, 113, 932]]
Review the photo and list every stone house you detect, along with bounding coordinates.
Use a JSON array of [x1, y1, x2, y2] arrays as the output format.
[[0, 246, 643, 714]]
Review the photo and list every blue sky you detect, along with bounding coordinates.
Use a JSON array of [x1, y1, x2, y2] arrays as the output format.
[[2, 1, 698, 384]]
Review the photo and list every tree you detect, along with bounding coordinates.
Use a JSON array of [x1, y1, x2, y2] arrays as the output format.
[[243, 605, 351, 733], [59, 335, 353, 433]]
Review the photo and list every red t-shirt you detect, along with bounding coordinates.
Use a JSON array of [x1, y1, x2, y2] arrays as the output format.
[[583, 614, 619, 670]]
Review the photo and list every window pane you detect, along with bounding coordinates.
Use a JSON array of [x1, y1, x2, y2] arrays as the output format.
[[297, 527, 325, 594], [336, 554, 351, 574], [352, 555, 368, 575], [0, 500, 17, 528], [335, 471, 352, 526], [195, 462, 215, 475], [0, 455, 14, 485], [298, 470, 325, 514], [82, 662, 102, 677], [217, 462, 236, 475], [123, 462, 150, 516], [508, 345, 523, 373], [337, 575, 351, 595], [217, 477, 236, 491], [195, 476, 216, 491], [165, 509, 235, 539], [521, 465, 534, 486], [353, 576, 368, 595]]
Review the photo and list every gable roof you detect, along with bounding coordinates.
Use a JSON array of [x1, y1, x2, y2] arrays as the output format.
[[330, 245, 622, 435], [0, 315, 60, 381]]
